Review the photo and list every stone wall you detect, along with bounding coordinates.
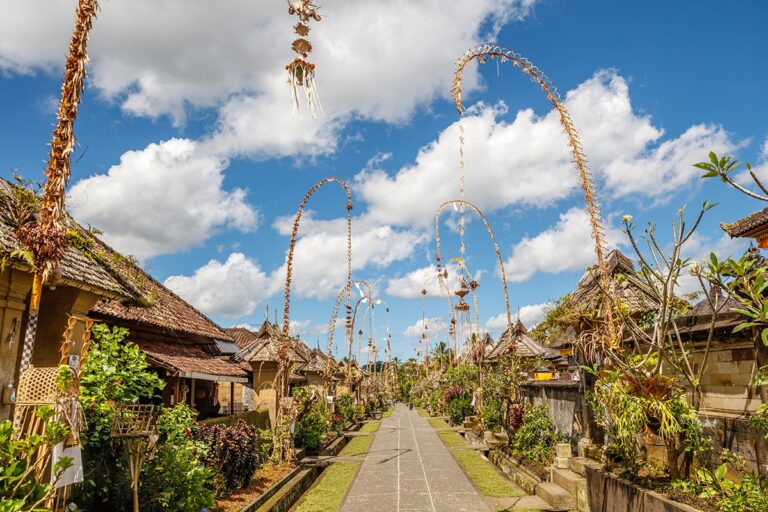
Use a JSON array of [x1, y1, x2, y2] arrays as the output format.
[[519, 380, 583, 436], [585, 465, 701, 512]]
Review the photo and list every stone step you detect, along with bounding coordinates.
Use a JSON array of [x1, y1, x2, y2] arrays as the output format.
[[536, 482, 575, 511], [568, 456, 600, 477], [551, 467, 582, 496]]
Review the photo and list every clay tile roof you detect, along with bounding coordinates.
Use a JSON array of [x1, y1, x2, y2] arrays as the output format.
[[90, 251, 232, 342], [721, 208, 768, 238], [135, 339, 248, 379], [224, 327, 259, 348], [91, 260, 232, 341]]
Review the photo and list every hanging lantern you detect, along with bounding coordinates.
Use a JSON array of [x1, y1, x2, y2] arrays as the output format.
[[286, 0, 323, 117]]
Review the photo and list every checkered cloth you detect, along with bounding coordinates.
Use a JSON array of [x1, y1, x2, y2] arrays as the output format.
[[18, 312, 38, 375]]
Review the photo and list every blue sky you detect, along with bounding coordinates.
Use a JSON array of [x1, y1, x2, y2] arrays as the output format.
[[0, 0, 766, 361]]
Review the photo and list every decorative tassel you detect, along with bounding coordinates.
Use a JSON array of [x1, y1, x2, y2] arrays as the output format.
[[286, 0, 323, 118]]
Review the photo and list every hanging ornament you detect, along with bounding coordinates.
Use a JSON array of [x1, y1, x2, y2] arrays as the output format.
[[286, 0, 323, 117]]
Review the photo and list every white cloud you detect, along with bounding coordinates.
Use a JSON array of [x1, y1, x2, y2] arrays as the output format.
[[486, 302, 551, 333], [403, 317, 449, 341], [737, 137, 768, 188], [164, 252, 277, 318], [0, 0, 536, 130], [675, 232, 748, 296], [386, 262, 468, 299], [274, 220, 423, 300], [356, 101, 578, 228], [68, 138, 258, 259], [503, 207, 622, 282], [355, 71, 738, 233]]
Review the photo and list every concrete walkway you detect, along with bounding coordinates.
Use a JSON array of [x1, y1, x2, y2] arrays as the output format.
[[341, 404, 489, 512]]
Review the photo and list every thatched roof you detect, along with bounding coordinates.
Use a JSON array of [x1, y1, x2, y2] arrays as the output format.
[[0, 179, 232, 344], [234, 320, 308, 364], [675, 289, 744, 335], [0, 179, 141, 301], [304, 347, 336, 375], [571, 249, 657, 312], [488, 319, 559, 361]]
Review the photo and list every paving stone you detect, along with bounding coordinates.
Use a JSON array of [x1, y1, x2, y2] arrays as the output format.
[[341, 404, 491, 512]]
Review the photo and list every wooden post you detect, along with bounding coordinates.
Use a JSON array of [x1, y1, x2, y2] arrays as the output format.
[[230, 382, 235, 415], [190, 379, 196, 410]]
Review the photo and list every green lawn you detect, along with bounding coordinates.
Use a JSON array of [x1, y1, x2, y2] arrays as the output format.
[[438, 430, 467, 447], [339, 435, 373, 457], [451, 450, 522, 498], [428, 417, 451, 430], [382, 408, 393, 419], [292, 462, 360, 512], [359, 420, 381, 433], [416, 407, 429, 417]]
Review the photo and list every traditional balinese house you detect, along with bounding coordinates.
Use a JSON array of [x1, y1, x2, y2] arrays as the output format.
[[0, 179, 146, 420], [88, 246, 249, 419], [667, 273, 767, 472], [303, 347, 338, 389], [571, 249, 657, 315], [480, 332, 496, 360], [233, 320, 309, 423], [721, 207, 768, 248], [487, 319, 559, 378]]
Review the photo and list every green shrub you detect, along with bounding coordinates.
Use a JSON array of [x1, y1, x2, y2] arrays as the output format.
[[718, 473, 768, 512], [0, 407, 73, 511], [79, 324, 165, 449], [77, 324, 165, 510], [448, 396, 473, 425], [295, 409, 326, 452], [335, 393, 355, 424], [139, 405, 215, 512], [512, 404, 556, 464], [481, 399, 502, 431]]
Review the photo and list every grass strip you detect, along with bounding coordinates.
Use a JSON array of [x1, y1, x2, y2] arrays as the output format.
[[359, 420, 381, 433], [382, 408, 393, 419], [292, 462, 360, 512], [416, 407, 429, 417], [428, 417, 451, 430], [339, 435, 373, 457], [438, 430, 467, 447], [451, 450, 522, 498]]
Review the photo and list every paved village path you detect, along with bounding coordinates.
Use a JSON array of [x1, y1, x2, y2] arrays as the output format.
[[341, 403, 489, 512]]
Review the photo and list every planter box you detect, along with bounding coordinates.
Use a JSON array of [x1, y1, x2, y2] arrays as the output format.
[[242, 465, 322, 512], [487, 448, 544, 495], [585, 466, 703, 512]]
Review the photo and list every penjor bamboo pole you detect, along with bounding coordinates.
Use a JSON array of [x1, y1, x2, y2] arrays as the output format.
[[18, 0, 100, 379]]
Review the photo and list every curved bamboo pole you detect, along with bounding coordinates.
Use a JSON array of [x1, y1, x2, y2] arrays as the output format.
[[451, 45, 617, 347], [325, 282, 352, 390], [327, 280, 374, 384], [435, 200, 513, 348], [276, 177, 352, 460]]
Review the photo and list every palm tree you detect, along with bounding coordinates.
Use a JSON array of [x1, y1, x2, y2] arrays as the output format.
[[430, 342, 451, 372]]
